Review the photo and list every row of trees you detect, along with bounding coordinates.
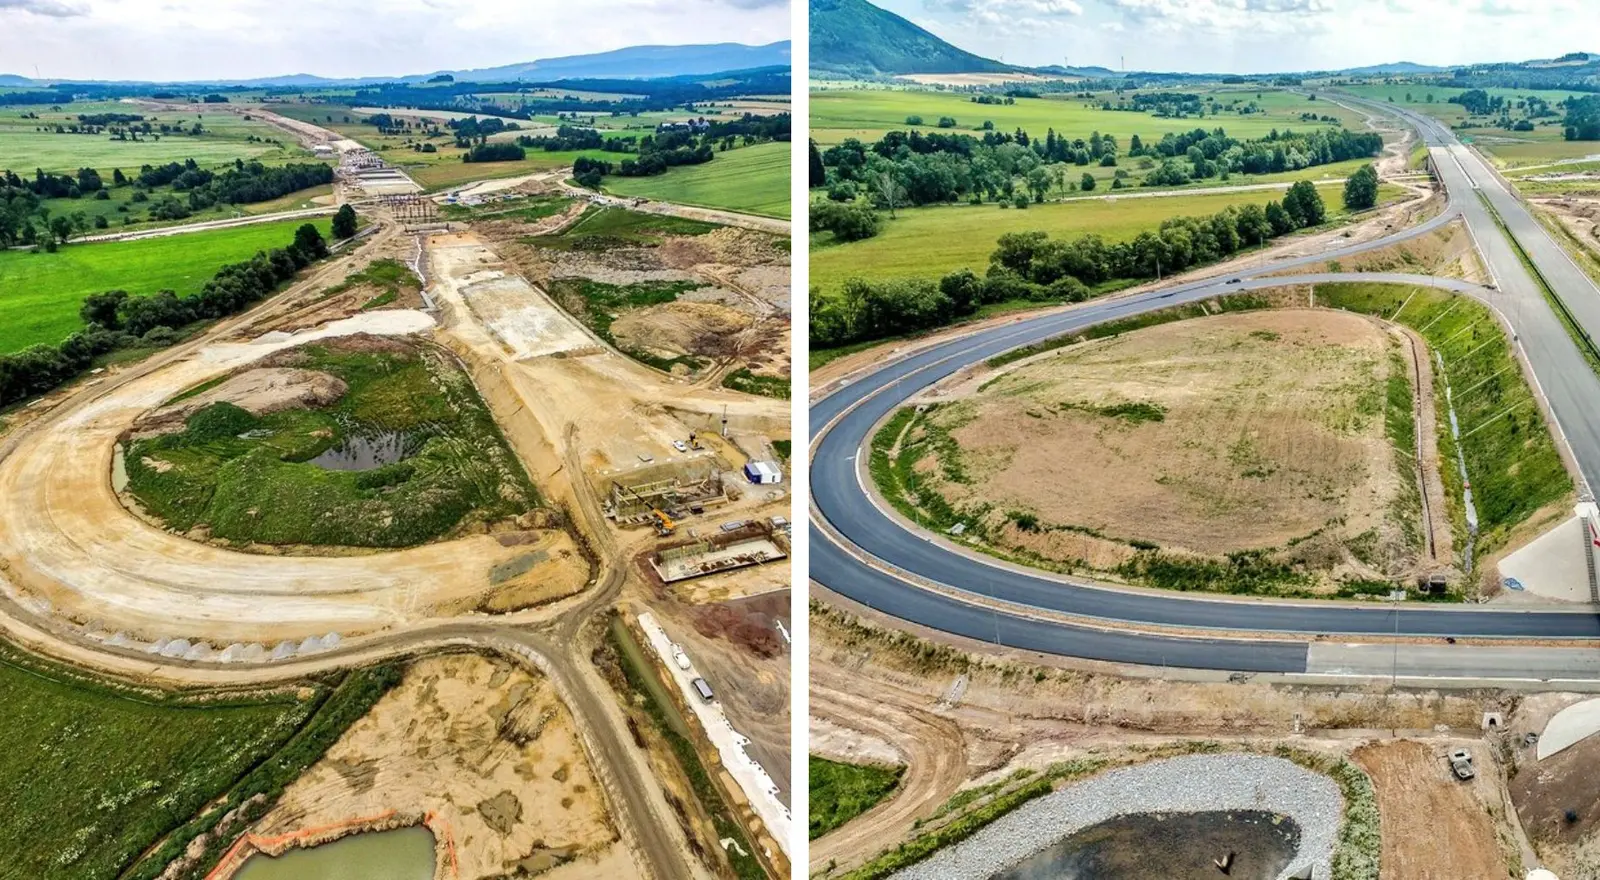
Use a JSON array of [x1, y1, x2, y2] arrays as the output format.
[[0, 223, 335, 408], [810, 181, 1331, 351], [462, 142, 526, 163], [815, 124, 1380, 211]]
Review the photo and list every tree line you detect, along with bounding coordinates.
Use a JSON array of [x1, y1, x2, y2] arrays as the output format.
[[810, 181, 1332, 351], [0, 223, 338, 408]]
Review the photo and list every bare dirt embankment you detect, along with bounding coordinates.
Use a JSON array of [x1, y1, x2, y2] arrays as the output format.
[[240, 654, 636, 880], [809, 602, 1532, 879]]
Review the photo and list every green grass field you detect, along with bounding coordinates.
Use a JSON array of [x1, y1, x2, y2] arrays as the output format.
[[0, 216, 333, 354], [0, 101, 306, 174], [0, 638, 397, 880], [127, 338, 538, 548], [810, 86, 1356, 146], [810, 756, 903, 840], [811, 180, 1402, 295], [603, 141, 790, 218]]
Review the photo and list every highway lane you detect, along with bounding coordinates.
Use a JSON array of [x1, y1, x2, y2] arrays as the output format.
[[811, 101, 1600, 676]]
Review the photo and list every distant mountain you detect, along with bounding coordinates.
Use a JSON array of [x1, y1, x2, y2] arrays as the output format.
[[1333, 61, 1447, 76], [1033, 64, 1118, 78], [810, 0, 1013, 76], [0, 41, 791, 88], [422, 42, 791, 83]]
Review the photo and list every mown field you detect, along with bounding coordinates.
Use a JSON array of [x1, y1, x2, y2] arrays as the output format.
[[0, 217, 333, 354], [127, 337, 538, 548], [809, 86, 1359, 146], [811, 180, 1404, 296], [0, 638, 397, 880], [0, 100, 305, 174], [603, 141, 790, 218], [810, 756, 903, 840]]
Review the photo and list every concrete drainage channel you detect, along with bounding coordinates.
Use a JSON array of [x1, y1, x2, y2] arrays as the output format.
[[892, 754, 1343, 880]]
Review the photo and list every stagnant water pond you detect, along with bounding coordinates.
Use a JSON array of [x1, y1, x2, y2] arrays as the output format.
[[991, 810, 1301, 880], [232, 825, 436, 880], [308, 431, 417, 472]]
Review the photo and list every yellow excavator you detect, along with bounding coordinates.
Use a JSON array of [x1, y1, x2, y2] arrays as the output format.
[[621, 485, 676, 536]]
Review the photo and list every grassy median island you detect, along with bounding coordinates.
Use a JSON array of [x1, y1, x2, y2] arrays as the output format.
[[871, 286, 1572, 596], [124, 334, 539, 548], [0, 637, 398, 880]]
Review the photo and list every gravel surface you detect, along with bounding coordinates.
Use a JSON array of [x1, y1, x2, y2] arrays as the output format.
[[893, 754, 1343, 880]]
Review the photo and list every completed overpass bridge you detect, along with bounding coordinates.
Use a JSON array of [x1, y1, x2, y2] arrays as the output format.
[[810, 96, 1600, 680]]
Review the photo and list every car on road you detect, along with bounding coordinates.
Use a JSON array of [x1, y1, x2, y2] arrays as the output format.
[[1226, 278, 1242, 285], [673, 440, 689, 453]]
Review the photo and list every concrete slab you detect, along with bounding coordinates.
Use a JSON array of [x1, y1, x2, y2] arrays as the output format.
[[1538, 697, 1600, 760], [1498, 515, 1591, 603]]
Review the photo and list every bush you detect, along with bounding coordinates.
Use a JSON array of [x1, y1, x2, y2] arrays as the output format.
[[812, 199, 881, 242], [905, 115, 923, 126]]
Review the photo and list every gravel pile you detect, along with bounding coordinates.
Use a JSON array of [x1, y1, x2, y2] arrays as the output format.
[[894, 754, 1344, 880]]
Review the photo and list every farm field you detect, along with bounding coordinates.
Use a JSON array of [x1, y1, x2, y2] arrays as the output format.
[[0, 639, 386, 880], [0, 216, 333, 353], [603, 141, 790, 217], [811, 180, 1402, 296], [809, 86, 1357, 146], [0, 100, 306, 174]]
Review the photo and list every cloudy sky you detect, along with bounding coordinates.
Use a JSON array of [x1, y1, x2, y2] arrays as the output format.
[[0, 0, 791, 81], [876, 0, 1597, 73]]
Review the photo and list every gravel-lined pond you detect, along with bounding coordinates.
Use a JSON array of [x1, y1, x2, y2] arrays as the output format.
[[892, 754, 1342, 880], [991, 810, 1301, 880]]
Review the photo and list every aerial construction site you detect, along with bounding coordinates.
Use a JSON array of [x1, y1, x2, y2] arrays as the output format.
[[0, 49, 793, 880]]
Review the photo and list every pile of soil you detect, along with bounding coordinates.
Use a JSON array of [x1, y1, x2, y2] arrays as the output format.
[[611, 301, 754, 360], [129, 368, 348, 441]]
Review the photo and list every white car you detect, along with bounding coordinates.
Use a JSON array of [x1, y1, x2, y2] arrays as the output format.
[[673, 440, 689, 453]]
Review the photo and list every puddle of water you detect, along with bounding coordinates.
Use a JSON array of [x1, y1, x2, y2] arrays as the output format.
[[308, 431, 415, 472], [233, 825, 436, 880], [991, 810, 1301, 880]]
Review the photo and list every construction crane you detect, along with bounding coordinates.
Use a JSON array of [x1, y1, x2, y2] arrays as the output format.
[[620, 484, 676, 536]]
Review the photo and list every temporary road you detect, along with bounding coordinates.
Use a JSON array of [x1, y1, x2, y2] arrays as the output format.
[[810, 96, 1600, 679]]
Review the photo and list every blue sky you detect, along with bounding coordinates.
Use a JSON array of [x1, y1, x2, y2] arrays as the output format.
[[0, 0, 790, 81], [872, 0, 1595, 73]]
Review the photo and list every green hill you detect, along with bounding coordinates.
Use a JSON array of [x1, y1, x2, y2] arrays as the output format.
[[810, 0, 1013, 76]]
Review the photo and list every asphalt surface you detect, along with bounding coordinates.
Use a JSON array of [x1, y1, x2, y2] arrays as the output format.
[[810, 99, 1600, 676]]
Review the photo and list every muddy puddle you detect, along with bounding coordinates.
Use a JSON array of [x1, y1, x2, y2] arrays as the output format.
[[309, 431, 416, 471], [233, 825, 436, 880], [992, 811, 1300, 880]]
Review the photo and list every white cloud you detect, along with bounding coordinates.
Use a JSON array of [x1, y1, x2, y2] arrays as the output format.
[[0, 0, 790, 80], [0, 0, 84, 16]]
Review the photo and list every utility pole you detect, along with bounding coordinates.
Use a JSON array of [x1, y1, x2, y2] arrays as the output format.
[[720, 404, 728, 438]]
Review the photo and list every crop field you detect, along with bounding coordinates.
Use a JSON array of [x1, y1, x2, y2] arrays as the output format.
[[126, 336, 539, 548], [0, 217, 332, 354], [0, 101, 305, 174], [0, 637, 394, 880], [810, 756, 903, 840], [809, 86, 1354, 146], [603, 141, 790, 217], [35, 182, 332, 240], [811, 180, 1400, 296]]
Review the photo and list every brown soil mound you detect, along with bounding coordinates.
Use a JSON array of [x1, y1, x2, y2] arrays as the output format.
[[611, 301, 754, 359], [657, 228, 788, 269], [130, 368, 347, 440]]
